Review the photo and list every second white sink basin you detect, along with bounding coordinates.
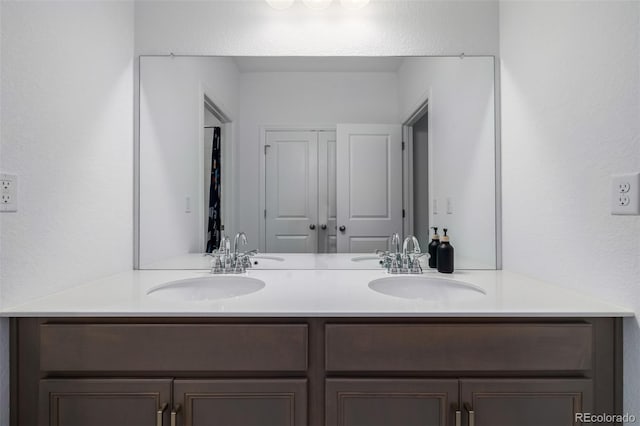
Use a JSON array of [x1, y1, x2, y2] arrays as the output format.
[[147, 276, 265, 302], [368, 275, 486, 300]]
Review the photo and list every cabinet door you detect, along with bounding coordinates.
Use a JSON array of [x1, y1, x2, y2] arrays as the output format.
[[173, 379, 307, 426], [326, 379, 459, 426], [460, 379, 593, 426], [39, 378, 172, 426]]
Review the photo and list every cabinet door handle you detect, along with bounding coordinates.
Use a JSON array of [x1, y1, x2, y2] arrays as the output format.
[[157, 403, 168, 426], [171, 404, 181, 426], [455, 409, 462, 426], [464, 403, 475, 426]]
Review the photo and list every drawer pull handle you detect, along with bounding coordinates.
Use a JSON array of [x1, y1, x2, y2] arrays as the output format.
[[464, 403, 475, 426], [156, 403, 168, 426], [171, 404, 181, 426], [455, 409, 461, 426]]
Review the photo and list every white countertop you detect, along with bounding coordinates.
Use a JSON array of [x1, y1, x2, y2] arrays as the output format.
[[0, 254, 633, 317]]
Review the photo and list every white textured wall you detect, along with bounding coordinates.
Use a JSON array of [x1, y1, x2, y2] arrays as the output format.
[[1, 2, 134, 422], [135, 1, 499, 56], [139, 56, 239, 266], [500, 0, 640, 414], [1, 0, 135, 305], [236, 71, 400, 248], [398, 57, 496, 268]]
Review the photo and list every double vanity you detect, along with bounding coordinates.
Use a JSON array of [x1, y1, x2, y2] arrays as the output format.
[[4, 253, 633, 426]]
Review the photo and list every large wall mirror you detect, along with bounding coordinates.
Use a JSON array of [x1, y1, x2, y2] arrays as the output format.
[[138, 56, 497, 269]]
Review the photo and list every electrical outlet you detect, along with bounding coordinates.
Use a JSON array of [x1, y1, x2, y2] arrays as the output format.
[[618, 182, 631, 193], [611, 172, 640, 215], [0, 173, 17, 212]]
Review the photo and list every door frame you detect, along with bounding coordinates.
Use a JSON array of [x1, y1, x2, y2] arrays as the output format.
[[259, 125, 336, 252], [198, 89, 234, 252], [402, 96, 431, 241]]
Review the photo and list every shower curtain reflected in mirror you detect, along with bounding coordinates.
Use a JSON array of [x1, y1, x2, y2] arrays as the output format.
[[206, 126, 221, 253]]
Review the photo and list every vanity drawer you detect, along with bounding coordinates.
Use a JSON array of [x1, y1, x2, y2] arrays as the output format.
[[325, 323, 592, 372], [40, 323, 308, 372]]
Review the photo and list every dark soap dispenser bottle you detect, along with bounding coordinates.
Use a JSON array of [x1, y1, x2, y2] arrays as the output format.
[[437, 228, 454, 273], [428, 227, 440, 269]]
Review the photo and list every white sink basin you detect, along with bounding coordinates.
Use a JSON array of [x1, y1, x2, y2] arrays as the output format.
[[368, 276, 485, 300], [147, 276, 265, 302]]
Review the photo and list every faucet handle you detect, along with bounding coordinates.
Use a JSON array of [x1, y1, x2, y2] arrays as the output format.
[[210, 255, 223, 274], [390, 233, 401, 254]]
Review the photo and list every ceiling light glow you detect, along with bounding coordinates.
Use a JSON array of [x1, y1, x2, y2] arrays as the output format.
[[302, 0, 333, 11], [266, 0, 295, 10], [340, 0, 370, 10]]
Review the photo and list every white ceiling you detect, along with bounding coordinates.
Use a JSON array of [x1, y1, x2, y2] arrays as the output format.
[[233, 56, 405, 72]]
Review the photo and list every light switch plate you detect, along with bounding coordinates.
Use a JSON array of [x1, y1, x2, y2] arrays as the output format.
[[611, 172, 640, 215]]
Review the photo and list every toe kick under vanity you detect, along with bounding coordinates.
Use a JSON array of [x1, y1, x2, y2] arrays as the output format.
[[4, 267, 633, 426]]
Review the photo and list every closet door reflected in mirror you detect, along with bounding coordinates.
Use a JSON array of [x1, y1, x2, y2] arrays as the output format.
[[263, 125, 402, 255], [264, 130, 338, 254], [265, 130, 319, 253], [336, 123, 403, 253]]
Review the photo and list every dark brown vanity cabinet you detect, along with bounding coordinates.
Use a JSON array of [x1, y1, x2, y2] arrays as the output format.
[[325, 378, 592, 426], [39, 379, 172, 426], [173, 379, 307, 426], [11, 318, 620, 426], [459, 379, 593, 426], [324, 324, 600, 426], [38, 378, 307, 426], [326, 378, 459, 426], [20, 322, 309, 426]]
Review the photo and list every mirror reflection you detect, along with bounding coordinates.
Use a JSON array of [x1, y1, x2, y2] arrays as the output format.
[[139, 56, 496, 269]]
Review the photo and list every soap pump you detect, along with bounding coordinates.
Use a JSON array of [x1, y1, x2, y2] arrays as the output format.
[[428, 227, 440, 269], [437, 228, 454, 274]]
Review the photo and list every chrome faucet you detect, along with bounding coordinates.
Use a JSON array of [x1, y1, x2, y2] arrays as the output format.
[[234, 232, 248, 257], [209, 232, 256, 274], [219, 235, 231, 257], [377, 233, 401, 271], [402, 235, 421, 257], [402, 235, 424, 274], [377, 234, 427, 274], [390, 232, 401, 257]]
